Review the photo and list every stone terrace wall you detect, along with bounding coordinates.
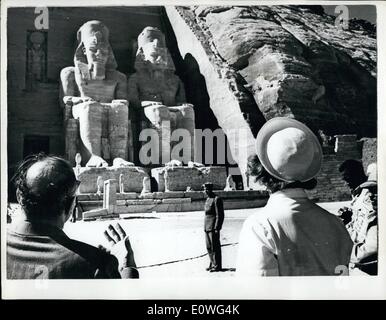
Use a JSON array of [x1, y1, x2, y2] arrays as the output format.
[[307, 135, 377, 202]]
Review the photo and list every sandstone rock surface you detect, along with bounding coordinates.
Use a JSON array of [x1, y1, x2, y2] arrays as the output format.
[[166, 6, 376, 186], [192, 5, 376, 135]]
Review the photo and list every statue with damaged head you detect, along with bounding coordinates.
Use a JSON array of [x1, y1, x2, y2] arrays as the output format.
[[128, 27, 195, 165], [60, 20, 132, 168]]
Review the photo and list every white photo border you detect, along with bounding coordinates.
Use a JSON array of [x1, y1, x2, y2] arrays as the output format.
[[1, 0, 385, 300]]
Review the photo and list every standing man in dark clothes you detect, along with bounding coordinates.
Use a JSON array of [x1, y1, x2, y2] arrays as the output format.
[[203, 182, 224, 272], [7, 153, 138, 279]]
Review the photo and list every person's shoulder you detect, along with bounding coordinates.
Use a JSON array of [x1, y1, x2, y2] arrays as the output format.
[[353, 181, 377, 196], [239, 210, 277, 243], [62, 237, 123, 278], [359, 181, 377, 194], [360, 180, 377, 188], [306, 202, 342, 222], [242, 208, 271, 230], [310, 203, 350, 231], [68, 238, 114, 262], [7, 231, 108, 278], [60, 66, 75, 80], [55, 235, 117, 273]]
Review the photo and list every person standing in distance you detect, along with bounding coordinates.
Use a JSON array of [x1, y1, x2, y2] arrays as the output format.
[[203, 182, 224, 272]]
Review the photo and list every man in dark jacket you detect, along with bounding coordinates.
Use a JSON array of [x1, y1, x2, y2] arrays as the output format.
[[203, 183, 224, 272], [7, 153, 138, 279], [339, 161, 378, 275]]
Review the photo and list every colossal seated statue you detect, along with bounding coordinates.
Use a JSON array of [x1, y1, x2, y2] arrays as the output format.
[[128, 27, 195, 165], [60, 20, 131, 167]]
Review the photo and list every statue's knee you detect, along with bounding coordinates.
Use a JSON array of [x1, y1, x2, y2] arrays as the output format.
[[144, 105, 171, 126], [155, 106, 171, 121], [73, 101, 102, 119], [180, 104, 195, 120], [60, 66, 74, 80], [169, 104, 194, 121]]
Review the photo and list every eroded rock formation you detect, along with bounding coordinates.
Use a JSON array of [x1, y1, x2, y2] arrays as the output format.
[[166, 5, 376, 184]]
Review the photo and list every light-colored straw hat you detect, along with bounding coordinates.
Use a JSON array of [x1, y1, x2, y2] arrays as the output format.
[[255, 117, 323, 182]]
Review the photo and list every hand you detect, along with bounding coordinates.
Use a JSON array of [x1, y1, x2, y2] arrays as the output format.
[[338, 207, 352, 225], [101, 223, 137, 271], [338, 206, 351, 216]]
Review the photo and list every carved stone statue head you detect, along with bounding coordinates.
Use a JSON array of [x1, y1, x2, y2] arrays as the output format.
[[74, 20, 117, 80], [135, 27, 175, 70]]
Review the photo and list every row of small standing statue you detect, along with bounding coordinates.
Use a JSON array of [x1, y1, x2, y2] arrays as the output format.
[[74, 152, 236, 202]]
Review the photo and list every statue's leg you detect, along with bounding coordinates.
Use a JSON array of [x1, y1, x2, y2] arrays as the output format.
[[144, 105, 172, 165], [108, 101, 129, 162], [65, 118, 79, 166], [170, 105, 195, 161], [72, 101, 107, 167]]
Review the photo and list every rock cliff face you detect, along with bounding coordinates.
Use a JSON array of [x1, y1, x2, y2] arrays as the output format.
[[166, 5, 376, 184]]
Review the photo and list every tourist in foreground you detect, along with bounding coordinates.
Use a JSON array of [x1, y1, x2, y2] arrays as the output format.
[[7, 153, 138, 279], [236, 118, 353, 276]]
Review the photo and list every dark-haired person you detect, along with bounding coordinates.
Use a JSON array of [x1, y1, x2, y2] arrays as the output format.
[[203, 182, 224, 272], [236, 118, 353, 276], [337, 159, 368, 225], [7, 153, 138, 279]]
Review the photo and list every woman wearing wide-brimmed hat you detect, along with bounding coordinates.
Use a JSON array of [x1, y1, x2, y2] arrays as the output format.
[[236, 118, 353, 276]]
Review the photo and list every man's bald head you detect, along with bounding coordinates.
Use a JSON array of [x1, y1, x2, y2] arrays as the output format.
[[14, 154, 78, 218]]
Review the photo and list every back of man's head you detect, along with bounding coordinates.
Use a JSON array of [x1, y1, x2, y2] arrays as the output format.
[[338, 159, 367, 191], [339, 159, 365, 175], [13, 154, 78, 219]]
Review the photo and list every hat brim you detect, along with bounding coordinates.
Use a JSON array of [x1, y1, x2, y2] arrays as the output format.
[[255, 117, 323, 182]]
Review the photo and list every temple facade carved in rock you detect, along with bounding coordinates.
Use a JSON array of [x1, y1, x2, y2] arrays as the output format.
[[7, 6, 377, 204]]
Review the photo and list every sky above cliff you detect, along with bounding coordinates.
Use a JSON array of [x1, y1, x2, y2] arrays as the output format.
[[323, 5, 376, 24], [220, 1, 376, 24]]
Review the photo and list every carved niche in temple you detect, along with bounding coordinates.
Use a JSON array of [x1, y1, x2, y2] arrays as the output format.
[[26, 31, 47, 91]]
